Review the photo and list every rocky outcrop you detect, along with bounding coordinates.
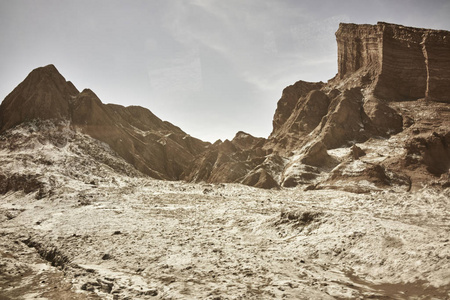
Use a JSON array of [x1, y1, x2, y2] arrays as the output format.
[[190, 22, 449, 190], [317, 161, 411, 193], [267, 89, 330, 153], [271, 80, 324, 135], [336, 22, 450, 102], [0, 65, 209, 180], [404, 132, 450, 176], [183, 132, 279, 188], [362, 96, 403, 136], [1, 22, 449, 191]]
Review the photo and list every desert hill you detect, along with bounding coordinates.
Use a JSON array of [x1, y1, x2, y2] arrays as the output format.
[[0, 22, 449, 194], [0, 65, 209, 181]]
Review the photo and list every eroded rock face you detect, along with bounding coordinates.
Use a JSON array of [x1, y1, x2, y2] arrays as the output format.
[[267, 90, 330, 153], [271, 80, 324, 137], [1, 22, 448, 191], [336, 22, 450, 102], [183, 132, 278, 188], [0, 66, 209, 180], [176, 22, 450, 190], [404, 132, 450, 176], [362, 97, 403, 136]]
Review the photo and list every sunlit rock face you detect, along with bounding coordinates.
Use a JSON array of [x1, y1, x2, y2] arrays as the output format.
[[336, 22, 450, 102]]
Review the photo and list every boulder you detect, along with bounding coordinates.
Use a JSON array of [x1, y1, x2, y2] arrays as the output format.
[[241, 168, 279, 189]]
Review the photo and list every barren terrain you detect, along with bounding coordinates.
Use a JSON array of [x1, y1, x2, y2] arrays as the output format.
[[0, 121, 449, 300], [1, 22, 449, 300], [2, 178, 450, 299]]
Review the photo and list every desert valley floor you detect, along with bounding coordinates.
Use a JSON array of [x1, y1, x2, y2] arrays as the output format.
[[1, 21, 450, 300], [1, 176, 449, 299]]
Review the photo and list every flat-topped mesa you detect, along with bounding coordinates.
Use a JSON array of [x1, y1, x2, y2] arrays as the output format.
[[336, 22, 450, 102]]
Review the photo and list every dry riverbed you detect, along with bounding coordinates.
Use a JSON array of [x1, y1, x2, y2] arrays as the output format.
[[1, 177, 449, 299]]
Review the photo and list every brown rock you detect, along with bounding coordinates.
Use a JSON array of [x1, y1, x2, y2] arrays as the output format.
[[0, 65, 78, 132], [336, 22, 450, 102], [231, 131, 265, 150], [363, 97, 403, 136], [350, 145, 366, 159], [300, 141, 335, 167], [2, 22, 449, 192], [404, 132, 450, 176], [241, 168, 279, 189], [0, 173, 45, 198], [320, 161, 411, 193], [0, 65, 209, 180], [267, 90, 330, 153], [281, 165, 320, 188], [319, 88, 367, 149], [270, 80, 324, 137]]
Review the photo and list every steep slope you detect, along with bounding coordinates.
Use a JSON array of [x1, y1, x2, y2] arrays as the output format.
[[1, 22, 448, 191], [186, 22, 450, 191], [0, 119, 143, 199], [0, 65, 79, 132], [183, 132, 281, 189], [336, 22, 450, 102], [0, 65, 209, 180]]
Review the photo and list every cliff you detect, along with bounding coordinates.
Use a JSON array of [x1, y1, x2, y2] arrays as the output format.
[[336, 22, 450, 102], [1, 22, 449, 192], [187, 22, 450, 190]]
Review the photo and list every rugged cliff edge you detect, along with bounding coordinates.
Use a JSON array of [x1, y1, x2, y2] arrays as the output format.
[[0, 22, 449, 192], [336, 22, 450, 102], [186, 22, 450, 191]]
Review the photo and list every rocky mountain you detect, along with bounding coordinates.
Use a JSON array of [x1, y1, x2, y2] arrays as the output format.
[[186, 22, 450, 191], [0, 22, 449, 193], [1, 22, 450, 299], [0, 65, 209, 181]]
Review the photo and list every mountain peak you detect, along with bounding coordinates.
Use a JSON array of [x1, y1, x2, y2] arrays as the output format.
[[27, 64, 77, 93], [0, 65, 79, 132], [35, 64, 58, 73]]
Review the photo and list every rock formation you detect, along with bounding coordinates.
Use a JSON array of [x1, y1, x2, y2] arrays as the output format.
[[336, 22, 450, 102], [0, 65, 209, 180], [1, 22, 449, 192], [0, 65, 78, 132], [186, 22, 450, 191]]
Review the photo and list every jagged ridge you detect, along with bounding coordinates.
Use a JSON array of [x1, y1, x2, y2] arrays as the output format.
[[0, 65, 209, 180], [1, 22, 449, 192], [186, 22, 450, 191]]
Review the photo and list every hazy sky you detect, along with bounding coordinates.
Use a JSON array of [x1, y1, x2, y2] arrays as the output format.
[[1, 0, 449, 142]]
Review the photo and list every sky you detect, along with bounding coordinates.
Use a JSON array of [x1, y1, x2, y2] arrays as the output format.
[[1, 0, 449, 142]]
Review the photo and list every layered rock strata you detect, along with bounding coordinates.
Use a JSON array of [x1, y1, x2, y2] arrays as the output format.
[[1, 22, 449, 191], [336, 22, 450, 102], [187, 22, 449, 190]]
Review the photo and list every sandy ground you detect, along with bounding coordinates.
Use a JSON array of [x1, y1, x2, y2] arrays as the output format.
[[1, 178, 449, 299]]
